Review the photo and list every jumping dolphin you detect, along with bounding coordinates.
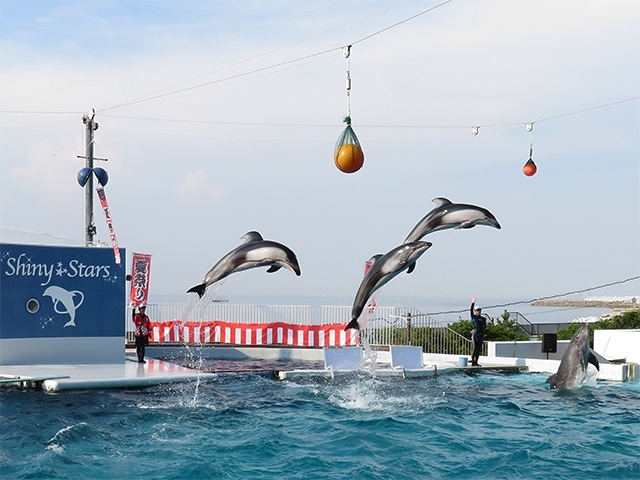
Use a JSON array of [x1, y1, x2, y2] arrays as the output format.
[[404, 197, 501, 243], [546, 323, 600, 389], [43, 285, 84, 328], [345, 241, 432, 330], [187, 231, 301, 298]]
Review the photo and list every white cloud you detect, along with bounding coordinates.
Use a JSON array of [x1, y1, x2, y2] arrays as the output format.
[[1, 1, 638, 303], [174, 169, 225, 201]]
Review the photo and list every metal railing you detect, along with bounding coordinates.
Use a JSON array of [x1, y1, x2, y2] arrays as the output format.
[[127, 303, 477, 355], [509, 311, 569, 336], [361, 309, 480, 356]]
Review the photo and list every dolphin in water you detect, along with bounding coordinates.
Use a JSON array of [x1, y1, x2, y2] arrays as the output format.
[[546, 323, 600, 389], [345, 241, 432, 330], [43, 285, 84, 328], [404, 197, 501, 243], [187, 231, 301, 298]]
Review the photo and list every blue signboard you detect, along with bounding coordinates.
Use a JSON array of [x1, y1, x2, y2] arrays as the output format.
[[0, 243, 125, 339]]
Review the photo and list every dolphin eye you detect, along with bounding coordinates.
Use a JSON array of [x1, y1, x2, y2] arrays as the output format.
[[26, 298, 40, 314]]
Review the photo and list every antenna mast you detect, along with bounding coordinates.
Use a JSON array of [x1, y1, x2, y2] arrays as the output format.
[[82, 109, 98, 246]]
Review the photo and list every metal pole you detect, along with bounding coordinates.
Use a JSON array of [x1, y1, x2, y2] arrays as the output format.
[[82, 109, 98, 246]]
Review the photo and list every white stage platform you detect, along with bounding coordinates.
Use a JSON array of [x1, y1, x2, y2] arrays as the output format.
[[0, 354, 216, 392]]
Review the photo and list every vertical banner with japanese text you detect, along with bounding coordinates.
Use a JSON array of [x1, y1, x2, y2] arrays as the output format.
[[130, 253, 152, 307], [96, 186, 121, 264]]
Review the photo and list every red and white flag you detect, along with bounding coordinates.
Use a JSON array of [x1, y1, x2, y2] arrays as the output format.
[[130, 253, 152, 307], [96, 186, 121, 264]]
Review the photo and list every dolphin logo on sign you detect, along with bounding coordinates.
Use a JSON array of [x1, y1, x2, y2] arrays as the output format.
[[43, 286, 85, 328]]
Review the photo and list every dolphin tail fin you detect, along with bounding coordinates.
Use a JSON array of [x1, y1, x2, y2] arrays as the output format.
[[588, 350, 600, 371], [187, 283, 207, 298], [345, 318, 360, 331]]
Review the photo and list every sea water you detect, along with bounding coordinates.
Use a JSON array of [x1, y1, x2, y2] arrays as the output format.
[[1, 365, 638, 479]]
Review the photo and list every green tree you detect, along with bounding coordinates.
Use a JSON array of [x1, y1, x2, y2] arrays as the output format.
[[557, 309, 640, 346], [448, 310, 529, 342], [448, 318, 473, 340], [485, 310, 530, 341]]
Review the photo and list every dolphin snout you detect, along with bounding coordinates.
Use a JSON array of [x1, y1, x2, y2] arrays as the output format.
[[285, 262, 301, 276], [414, 241, 433, 252], [485, 218, 501, 229]]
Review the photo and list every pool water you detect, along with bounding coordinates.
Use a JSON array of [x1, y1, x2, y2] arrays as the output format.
[[1, 362, 638, 479]]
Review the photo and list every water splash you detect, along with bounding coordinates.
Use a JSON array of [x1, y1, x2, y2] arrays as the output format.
[[178, 281, 226, 404], [361, 336, 377, 374]]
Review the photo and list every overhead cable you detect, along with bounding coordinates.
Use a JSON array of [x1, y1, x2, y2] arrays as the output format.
[[1, 0, 345, 109], [423, 275, 640, 317], [101, 0, 454, 112]]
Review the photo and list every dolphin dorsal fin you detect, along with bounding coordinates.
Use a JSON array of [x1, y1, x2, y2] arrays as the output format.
[[432, 197, 451, 207], [366, 254, 383, 269], [242, 231, 264, 243]]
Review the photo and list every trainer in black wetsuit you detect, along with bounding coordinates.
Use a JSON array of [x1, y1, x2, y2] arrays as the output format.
[[470, 296, 487, 367]]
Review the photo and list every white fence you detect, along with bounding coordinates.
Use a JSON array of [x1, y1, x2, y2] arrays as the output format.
[[127, 303, 383, 339], [126, 303, 475, 354]]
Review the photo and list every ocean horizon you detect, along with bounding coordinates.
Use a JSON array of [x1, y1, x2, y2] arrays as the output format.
[[148, 293, 614, 326]]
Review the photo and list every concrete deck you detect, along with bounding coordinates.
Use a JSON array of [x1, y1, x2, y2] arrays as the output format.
[[1, 347, 632, 391], [0, 354, 216, 392]]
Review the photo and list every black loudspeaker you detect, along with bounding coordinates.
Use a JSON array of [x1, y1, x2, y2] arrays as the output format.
[[541, 333, 557, 353]]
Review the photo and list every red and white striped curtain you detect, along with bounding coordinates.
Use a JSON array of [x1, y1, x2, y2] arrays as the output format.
[[149, 320, 359, 347]]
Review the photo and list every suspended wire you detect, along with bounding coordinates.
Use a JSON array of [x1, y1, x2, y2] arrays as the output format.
[[6, 94, 632, 138], [534, 97, 640, 123], [95, 96, 639, 141], [0, 0, 346, 109], [422, 276, 640, 317], [101, 47, 342, 112], [352, 0, 453, 45], [106, 50, 338, 112], [4, 95, 638, 132], [0, 114, 80, 128], [345, 47, 352, 118], [123, 0, 418, 109], [0, 111, 85, 115], [104, 123, 335, 141], [0, 226, 84, 245], [102, 0, 452, 112]]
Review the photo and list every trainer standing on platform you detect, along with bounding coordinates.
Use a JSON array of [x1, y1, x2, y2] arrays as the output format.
[[133, 304, 151, 363], [470, 296, 487, 367]]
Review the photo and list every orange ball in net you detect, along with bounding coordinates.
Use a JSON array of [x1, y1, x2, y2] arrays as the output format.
[[522, 159, 537, 177], [334, 143, 364, 174]]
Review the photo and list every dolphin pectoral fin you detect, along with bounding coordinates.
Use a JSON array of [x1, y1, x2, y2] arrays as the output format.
[[407, 263, 416, 274], [456, 220, 476, 229], [266, 265, 282, 273], [588, 350, 600, 371], [187, 283, 207, 299], [345, 318, 360, 331], [546, 373, 558, 388]]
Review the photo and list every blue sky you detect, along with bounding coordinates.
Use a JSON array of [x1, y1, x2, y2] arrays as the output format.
[[1, 0, 638, 313]]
